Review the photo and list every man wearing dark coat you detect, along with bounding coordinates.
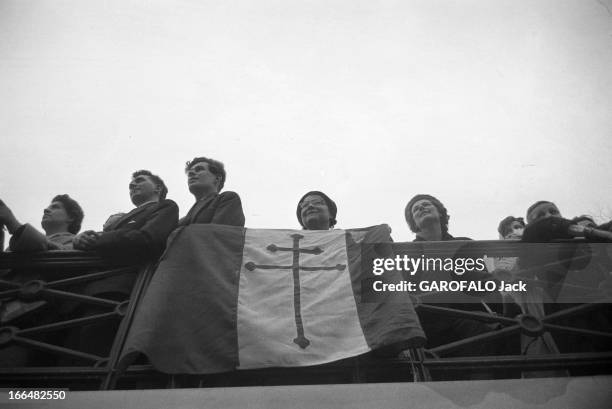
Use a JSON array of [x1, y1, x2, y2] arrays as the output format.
[[178, 156, 245, 227], [70, 170, 178, 360], [74, 170, 178, 262]]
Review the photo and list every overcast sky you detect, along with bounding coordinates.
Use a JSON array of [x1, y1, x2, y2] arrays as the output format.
[[1, 0, 611, 242]]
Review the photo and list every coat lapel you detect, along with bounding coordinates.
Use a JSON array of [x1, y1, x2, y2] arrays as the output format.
[[184, 194, 217, 224], [108, 202, 156, 230]]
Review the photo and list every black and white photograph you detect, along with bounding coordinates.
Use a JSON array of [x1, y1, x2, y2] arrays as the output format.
[[1, 1, 611, 407]]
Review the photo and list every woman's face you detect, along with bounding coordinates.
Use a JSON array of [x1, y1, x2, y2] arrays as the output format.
[[299, 194, 331, 230], [411, 199, 440, 230]]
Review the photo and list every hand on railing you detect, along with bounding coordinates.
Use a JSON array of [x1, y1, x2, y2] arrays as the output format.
[[73, 231, 100, 250]]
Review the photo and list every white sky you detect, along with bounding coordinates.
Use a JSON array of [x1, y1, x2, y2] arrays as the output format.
[[1, 0, 611, 242]]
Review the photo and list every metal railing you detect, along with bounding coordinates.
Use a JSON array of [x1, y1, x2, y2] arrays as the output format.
[[0, 251, 155, 390], [0, 240, 610, 390]]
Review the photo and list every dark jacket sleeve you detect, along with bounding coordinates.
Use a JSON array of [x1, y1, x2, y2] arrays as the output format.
[[93, 200, 179, 260], [9, 224, 73, 252], [211, 192, 245, 227]]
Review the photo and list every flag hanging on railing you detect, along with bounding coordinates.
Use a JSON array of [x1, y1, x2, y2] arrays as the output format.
[[120, 224, 425, 374]]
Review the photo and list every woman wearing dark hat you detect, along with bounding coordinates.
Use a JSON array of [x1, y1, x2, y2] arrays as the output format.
[[404, 194, 468, 241], [404, 194, 506, 366], [296, 191, 337, 230]]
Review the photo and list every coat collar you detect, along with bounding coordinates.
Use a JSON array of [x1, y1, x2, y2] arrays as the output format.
[[106, 201, 157, 230], [184, 193, 218, 224]]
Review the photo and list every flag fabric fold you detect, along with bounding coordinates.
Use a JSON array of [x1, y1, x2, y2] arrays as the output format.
[[120, 224, 424, 374]]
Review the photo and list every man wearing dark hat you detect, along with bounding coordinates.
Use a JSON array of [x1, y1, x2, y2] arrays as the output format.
[[296, 191, 337, 230]]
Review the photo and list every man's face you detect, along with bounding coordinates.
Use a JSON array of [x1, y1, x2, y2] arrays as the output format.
[[411, 199, 440, 230], [129, 174, 159, 206], [299, 194, 331, 230], [186, 162, 219, 195], [529, 202, 561, 223], [41, 201, 72, 231]]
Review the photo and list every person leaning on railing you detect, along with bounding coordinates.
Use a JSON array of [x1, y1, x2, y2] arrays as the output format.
[[404, 194, 506, 357], [68, 169, 179, 361], [0, 195, 84, 366], [520, 201, 612, 354], [0, 195, 83, 252], [73, 170, 178, 261], [0, 195, 84, 333]]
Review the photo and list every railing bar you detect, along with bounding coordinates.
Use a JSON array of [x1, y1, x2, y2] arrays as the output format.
[[543, 302, 611, 322], [0, 289, 20, 297], [40, 288, 120, 307], [417, 304, 517, 325], [13, 336, 105, 362], [48, 268, 136, 287], [430, 325, 520, 355], [0, 280, 21, 289], [420, 352, 612, 370], [19, 312, 118, 335], [0, 366, 111, 376], [544, 323, 612, 339], [512, 254, 592, 280]]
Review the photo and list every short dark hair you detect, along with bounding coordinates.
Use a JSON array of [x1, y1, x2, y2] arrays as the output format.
[[185, 157, 226, 191], [498, 216, 525, 238], [52, 194, 84, 234], [132, 170, 168, 200], [404, 194, 449, 234]]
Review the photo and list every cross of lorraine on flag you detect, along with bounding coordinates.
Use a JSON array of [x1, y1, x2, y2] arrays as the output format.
[[120, 224, 425, 374]]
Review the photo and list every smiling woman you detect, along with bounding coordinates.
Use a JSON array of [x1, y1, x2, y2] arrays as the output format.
[[404, 194, 453, 242], [296, 191, 337, 231]]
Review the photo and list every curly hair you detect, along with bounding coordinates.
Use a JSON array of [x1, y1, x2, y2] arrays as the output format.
[[497, 216, 525, 238], [185, 157, 226, 191], [132, 170, 168, 200], [404, 194, 449, 234], [51, 194, 84, 234]]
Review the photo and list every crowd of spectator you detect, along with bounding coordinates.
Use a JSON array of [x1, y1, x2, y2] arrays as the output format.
[[1, 156, 611, 367]]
